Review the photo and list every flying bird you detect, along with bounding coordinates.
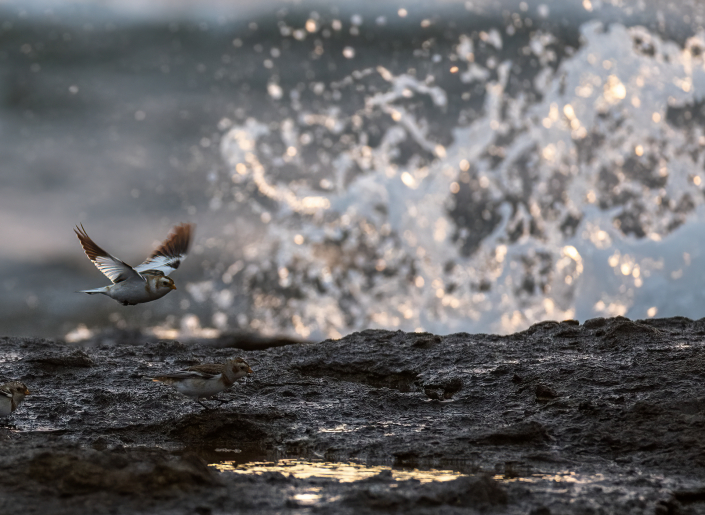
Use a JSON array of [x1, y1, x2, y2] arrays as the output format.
[[74, 223, 194, 306]]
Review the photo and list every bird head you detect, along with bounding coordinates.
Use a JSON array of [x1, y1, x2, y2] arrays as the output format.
[[9, 382, 30, 398], [157, 276, 177, 290], [228, 358, 253, 379]]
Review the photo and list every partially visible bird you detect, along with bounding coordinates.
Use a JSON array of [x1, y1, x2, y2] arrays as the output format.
[[74, 223, 194, 306], [148, 357, 253, 408], [0, 381, 30, 417]]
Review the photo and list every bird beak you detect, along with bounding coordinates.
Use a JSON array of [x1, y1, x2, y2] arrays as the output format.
[[247, 367, 253, 374], [24, 388, 30, 395], [171, 284, 177, 290]]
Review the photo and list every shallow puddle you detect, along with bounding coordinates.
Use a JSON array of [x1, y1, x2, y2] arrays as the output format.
[[494, 471, 606, 484], [493, 470, 625, 496], [210, 458, 466, 483], [199, 448, 623, 493]]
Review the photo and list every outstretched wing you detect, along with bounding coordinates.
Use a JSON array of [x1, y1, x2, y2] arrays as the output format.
[[74, 224, 143, 284], [135, 223, 194, 277]]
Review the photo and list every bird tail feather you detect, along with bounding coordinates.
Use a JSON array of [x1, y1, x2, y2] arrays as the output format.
[[77, 287, 109, 295]]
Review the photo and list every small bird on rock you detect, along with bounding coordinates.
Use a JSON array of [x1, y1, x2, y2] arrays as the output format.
[[0, 381, 30, 417], [147, 358, 253, 408], [74, 223, 194, 306]]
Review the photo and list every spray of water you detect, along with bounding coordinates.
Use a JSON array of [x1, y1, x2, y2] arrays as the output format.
[[183, 21, 705, 340]]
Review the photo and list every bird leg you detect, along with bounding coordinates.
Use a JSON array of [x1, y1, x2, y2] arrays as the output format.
[[209, 395, 230, 406], [197, 399, 214, 410]]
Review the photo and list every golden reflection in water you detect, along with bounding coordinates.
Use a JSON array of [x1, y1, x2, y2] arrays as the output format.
[[494, 471, 605, 484], [292, 488, 323, 505], [318, 424, 355, 433], [210, 459, 465, 483]]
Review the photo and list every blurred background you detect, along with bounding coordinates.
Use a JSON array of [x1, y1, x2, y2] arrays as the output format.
[[2, 0, 705, 340]]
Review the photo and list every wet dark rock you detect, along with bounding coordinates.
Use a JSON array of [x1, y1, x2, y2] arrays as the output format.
[[672, 488, 705, 504], [603, 318, 662, 343], [424, 377, 462, 400], [583, 317, 608, 329], [27, 348, 95, 368], [412, 334, 442, 348], [24, 447, 217, 496], [1, 316, 705, 513], [298, 364, 419, 392], [168, 411, 274, 446], [553, 327, 581, 339], [535, 384, 559, 401], [477, 421, 552, 445], [144, 339, 189, 355], [345, 474, 507, 510]]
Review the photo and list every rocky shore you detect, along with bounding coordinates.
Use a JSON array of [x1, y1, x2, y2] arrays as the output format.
[[2, 316, 705, 514]]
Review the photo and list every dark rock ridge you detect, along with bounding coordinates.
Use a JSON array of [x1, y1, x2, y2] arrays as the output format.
[[1, 316, 705, 513]]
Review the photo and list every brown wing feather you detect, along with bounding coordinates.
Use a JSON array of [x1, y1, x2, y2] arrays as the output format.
[[135, 223, 195, 276], [186, 363, 223, 375], [74, 224, 111, 263], [74, 224, 142, 283], [149, 223, 193, 261]]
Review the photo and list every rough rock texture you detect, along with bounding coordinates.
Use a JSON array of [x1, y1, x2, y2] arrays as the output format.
[[2, 316, 705, 513]]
